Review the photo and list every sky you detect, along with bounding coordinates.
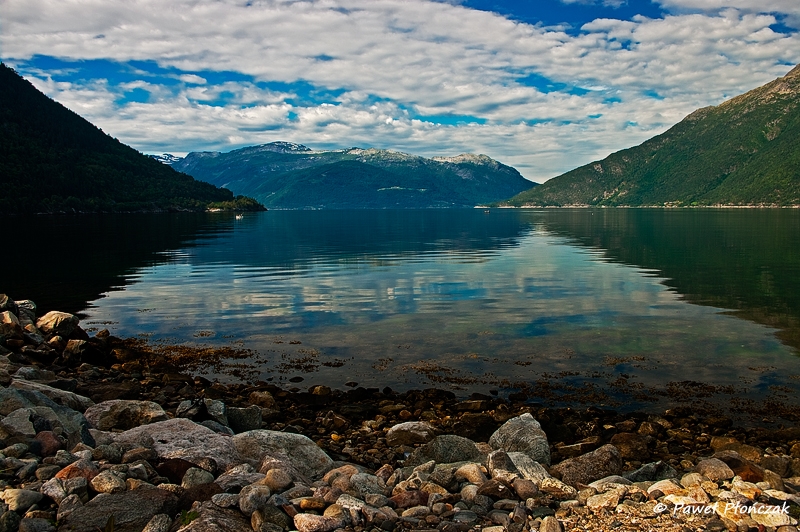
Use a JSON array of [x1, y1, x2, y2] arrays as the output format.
[[2, 0, 799, 182]]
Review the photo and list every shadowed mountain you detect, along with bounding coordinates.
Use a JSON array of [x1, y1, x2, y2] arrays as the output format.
[[0, 63, 237, 214]]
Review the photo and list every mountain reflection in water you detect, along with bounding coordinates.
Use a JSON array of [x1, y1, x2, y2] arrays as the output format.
[[536, 209, 800, 352]]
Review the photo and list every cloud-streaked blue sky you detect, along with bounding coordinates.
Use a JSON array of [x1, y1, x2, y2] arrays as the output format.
[[2, 0, 799, 182]]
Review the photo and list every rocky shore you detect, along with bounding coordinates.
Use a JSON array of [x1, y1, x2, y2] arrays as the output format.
[[2, 294, 800, 532]]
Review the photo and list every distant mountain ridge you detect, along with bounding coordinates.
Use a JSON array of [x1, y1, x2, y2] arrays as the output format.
[[504, 64, 800, 207], [0, 63, 244, 214], [161, 143, 533, 209]]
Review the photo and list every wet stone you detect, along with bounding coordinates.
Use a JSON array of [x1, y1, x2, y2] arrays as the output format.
[[452, 509, 478, 525], [489, 413, 550, 466], [695, 458, 735, 481], [386, 421, 437, 446], [404, 435, 483, 467]]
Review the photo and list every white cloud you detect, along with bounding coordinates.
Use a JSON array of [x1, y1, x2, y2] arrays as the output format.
[[657, 0, 800, 27], [178, 74, 207, 85], [561, 0, 628, 7], [2, 0, 799, 181]]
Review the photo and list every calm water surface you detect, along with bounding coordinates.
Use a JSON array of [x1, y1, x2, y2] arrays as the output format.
[[4, 209, 800, 414]]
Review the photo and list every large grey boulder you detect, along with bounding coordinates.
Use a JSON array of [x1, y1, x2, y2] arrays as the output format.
[[36, 311, 79, 337], [404, 435, 483, 467], [550, 444, 622, 487], [507, 452, 551, 484], [227, 405, 262, 433], [85, 400, 168, 431], [489, 413, 550, 466], [54, 486, 178, 532], [0, 408, 37, 438], [0, 387, 33, 415], [215, 464, 265, 493], [177, 500, 252, 531], [386, 421, 437, 446], [13, 367, 57, 382], [1, 386, 94, 448], [233, 430, 333, 480], [114, 418, 242, 469], [10, 379, 94, 412]]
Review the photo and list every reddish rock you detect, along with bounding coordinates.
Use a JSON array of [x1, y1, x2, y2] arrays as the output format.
[[390, 490, 429, 509], [512, 478, 538, 500], [556, 437, 600, 458], [34, 431, 64, 457], [375, 464, 393, 483], [122, 447, 158, 464], [713, 451, 764, 482], [248, 391, 276, 409], [298, 497, 327, 511], [55, 459, 99, 483], [322, 464, 359, 484], [733, 462, 765, 483], [710, 439, 762, 462], [476, 478, 513, 499]]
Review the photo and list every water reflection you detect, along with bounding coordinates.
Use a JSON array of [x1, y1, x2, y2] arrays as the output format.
[[534, 209, 800, 352], [0, 213, 229, 315], [191, 210, 532, 268], [4, 209, 800, 418]]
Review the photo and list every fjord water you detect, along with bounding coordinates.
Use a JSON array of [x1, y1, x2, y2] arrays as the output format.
[[6, 209, 800, 413]]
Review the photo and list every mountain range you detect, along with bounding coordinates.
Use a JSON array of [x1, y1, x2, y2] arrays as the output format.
[[504, 64, 800, 207], [6, 55, 799, 213], [161, 143, 533, 209], [0, 63, 255, 215]]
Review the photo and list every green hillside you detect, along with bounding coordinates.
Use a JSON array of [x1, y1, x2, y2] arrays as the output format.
[[0, 63, 247, 214], [505, 64, 800, 207], [168, 143, 533, 209]]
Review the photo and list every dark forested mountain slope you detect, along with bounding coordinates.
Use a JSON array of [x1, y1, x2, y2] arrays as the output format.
[[0, 63, 236, 214], [505, 64, 800, 207]]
